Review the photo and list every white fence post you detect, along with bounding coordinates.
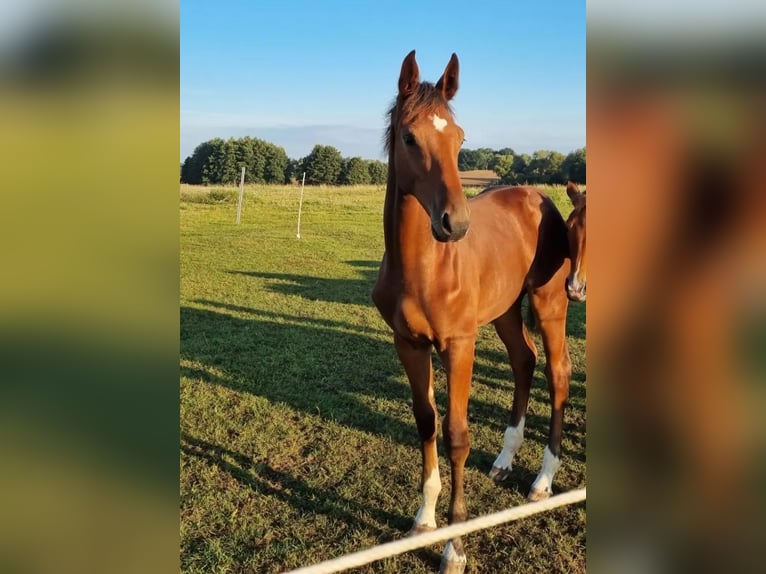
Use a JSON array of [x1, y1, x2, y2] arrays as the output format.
[[296, 172, 306, 239], [235, 166, 246, 224]]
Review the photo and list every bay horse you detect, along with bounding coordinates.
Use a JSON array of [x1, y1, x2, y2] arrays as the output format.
[[372, 50, 572, 573], [565, 181, 586, 302]]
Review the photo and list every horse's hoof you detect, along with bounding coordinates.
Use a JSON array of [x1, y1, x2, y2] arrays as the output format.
[[440, 541, 467, 574], [440, 555, 467, 574], [489, 465, 511, 482], [408, 523, 436, 536], [527, 487, 552, 502]]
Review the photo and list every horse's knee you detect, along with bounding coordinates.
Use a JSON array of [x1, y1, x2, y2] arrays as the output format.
[[555, 348, 572, 375], [544, 361, 570, 409], [443, 420, 470, 459]]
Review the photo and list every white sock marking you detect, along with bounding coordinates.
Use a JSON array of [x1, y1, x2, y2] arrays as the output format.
[[492, 417, 525, 470], [530, 446, 561, 494], [442, 541, 466, 563], [431, 114, 448, 132], [413, 466, 441, 528]]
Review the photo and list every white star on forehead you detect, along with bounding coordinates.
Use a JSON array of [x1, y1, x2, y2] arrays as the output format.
[[431, 114, 448, 132]]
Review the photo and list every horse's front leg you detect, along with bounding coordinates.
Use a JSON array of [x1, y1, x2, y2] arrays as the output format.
[[529, 285, 572, 501], [437, 336, 476, 574], [394, 334, 441, 534]]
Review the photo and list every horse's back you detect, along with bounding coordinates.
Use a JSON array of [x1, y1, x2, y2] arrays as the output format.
[[469, 185, 563, 240], [470, 185, 550, 217], [469, 185, 569, 289]]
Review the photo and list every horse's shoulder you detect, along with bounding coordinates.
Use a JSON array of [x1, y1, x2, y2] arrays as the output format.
[[372, 257, 399, 322]]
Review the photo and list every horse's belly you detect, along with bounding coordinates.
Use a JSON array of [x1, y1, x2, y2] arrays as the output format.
[[475, 273, 527, 325]]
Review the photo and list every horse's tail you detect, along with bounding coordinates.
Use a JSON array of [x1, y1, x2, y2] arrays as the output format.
[[524, 299, 538, 333], [522, 190, 568, 334]]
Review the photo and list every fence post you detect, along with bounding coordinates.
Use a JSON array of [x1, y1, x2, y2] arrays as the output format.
[[235, 166, 246, 224], [296, 172, 306, 239]]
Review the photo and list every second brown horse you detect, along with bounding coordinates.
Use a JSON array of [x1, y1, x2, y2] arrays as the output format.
[[372, 51, 572, 573]]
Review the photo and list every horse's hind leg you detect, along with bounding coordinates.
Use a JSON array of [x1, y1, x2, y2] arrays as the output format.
[[489, 298, 538, 482], [528, 279, 572, 500], [393, 334, 442, 534]]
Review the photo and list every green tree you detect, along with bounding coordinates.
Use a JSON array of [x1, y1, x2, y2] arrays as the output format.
[[233, 137, 253, 183], [458, 148, 496, 170], [219, 138, 240, 184], [561, 147, 586, 183], [181, 140, 216, 184], [285, 158, 304, 183], [458, 147, 500, 171], [182, 137, 291, 185], [201, 138, 225, 184], [367, 160, 387, 184], [491, 154, 515, 182], [246, 138, 268, 183], [498, 153, 530, 184], [263, 143, 289, 184], [526, 150, 565, 184], [458, 148, 476, 170], [341, 157, 372, 185], [304, 144, 343, 185], [473, 148, 495, 170]]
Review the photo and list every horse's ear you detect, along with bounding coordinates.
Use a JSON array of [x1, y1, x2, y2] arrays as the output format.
[[398, 50, 420, 99], [566, 180, 583, 205], [436, 53, 459, 101]]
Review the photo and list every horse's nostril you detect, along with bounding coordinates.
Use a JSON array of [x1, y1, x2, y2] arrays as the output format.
[[442, 212, 452, 234]]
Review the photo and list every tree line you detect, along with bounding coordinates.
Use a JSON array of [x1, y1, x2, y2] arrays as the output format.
[[459, 147, 586, 185], [180, 137, 585, 186], [180, 137, 387, 186]]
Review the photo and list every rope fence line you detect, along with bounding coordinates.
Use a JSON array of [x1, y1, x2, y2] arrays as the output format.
[[283, 487, 586, 574]]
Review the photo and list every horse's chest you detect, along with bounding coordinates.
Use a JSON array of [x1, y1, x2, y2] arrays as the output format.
[[392, 296, 435, 342], [374, 261, 473, 344], [373, 279, 436, 342]]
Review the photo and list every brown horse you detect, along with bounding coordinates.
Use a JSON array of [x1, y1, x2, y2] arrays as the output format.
[[372, 50, 572, 573], [565, 181, 586, 302]]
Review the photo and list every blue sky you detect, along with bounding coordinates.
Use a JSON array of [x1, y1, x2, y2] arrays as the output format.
[[181, 1, 585, 162]]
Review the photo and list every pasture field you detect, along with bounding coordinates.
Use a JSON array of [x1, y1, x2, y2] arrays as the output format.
[[180, 183, 586, 573]]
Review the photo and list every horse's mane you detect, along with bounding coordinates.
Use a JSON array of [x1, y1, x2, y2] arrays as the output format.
[[383, 82, 454, 154]]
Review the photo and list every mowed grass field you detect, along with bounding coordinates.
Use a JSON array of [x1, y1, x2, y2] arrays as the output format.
[[180, 182, 586, 573]]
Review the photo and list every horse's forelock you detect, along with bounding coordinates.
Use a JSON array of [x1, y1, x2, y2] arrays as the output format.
[[384, 82, 453, 154]]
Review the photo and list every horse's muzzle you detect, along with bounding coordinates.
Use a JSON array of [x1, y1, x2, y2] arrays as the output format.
[[432, 211, 469, 242], [565, 277, 586, 302]]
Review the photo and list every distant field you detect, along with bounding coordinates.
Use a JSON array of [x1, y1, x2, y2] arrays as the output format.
[[180, 183, 585, 573], [460, 169, 500, 188]]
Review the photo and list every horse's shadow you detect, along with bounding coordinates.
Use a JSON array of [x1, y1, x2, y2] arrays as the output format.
[[181, 433, 405, 531], [227, 260, 380, 307], [182, 303, 414, 443], [181, 433, 445, 570], [181, 300, 545, 469], [183, 262, 585, 499], [181, 298, 548, 569]]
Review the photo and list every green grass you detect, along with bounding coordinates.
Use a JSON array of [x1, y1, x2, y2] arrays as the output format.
[[180, 183, 585, 573]]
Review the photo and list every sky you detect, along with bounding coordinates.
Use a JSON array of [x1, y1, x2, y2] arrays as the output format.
[[181, 1, 585, 162]]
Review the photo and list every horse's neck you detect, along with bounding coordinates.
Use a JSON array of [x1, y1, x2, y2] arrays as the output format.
[[382, 168, 398, 257], [383, 178, 437, 279]]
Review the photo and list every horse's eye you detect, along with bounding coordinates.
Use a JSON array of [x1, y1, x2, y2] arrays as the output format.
[[402, 132, 416, 146]]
